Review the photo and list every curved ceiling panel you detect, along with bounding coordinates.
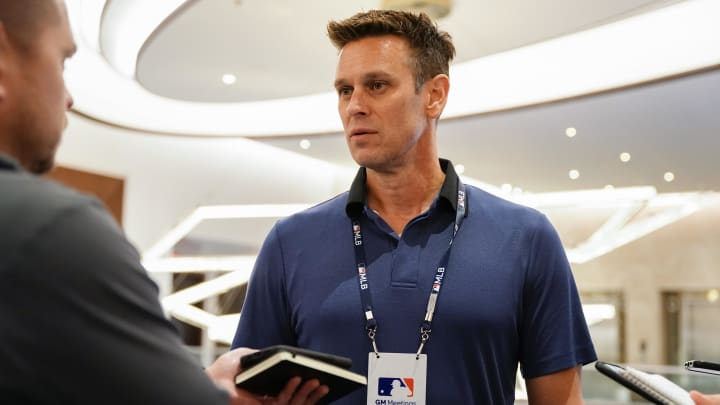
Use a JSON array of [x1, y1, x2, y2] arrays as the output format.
[[136, 0, 669, 103], [64, 0, 720, 137]]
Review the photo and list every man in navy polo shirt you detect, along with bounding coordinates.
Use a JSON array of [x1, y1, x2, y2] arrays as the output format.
[[232, 9, 597, 404]]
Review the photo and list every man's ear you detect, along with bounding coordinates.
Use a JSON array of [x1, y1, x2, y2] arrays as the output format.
[[425, 74, 450, 120]]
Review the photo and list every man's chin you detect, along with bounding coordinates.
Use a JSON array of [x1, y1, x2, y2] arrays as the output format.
[[31, 157, 55, 175]]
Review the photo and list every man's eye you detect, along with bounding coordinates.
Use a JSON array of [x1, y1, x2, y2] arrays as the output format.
[[338, 87, 352, 96], [370, 82, 385, 90]]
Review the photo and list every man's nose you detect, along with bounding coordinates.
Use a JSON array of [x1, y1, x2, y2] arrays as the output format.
[[346, 89, 368, 116], [65, 88, 74, 110]]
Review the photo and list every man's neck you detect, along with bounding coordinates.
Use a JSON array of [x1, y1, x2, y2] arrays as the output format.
[[366, 159, 445, 235]]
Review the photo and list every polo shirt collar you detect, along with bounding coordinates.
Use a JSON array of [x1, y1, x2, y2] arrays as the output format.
[[0, 153, 22, 172], [345, 158, 466, 218]]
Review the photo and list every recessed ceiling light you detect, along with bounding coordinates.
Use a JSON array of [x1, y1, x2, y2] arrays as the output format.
[[619, 152, 631, 163], [569, 169, 580, 180], [565, 127, 577, 138], [664, 172, 675, 182], [222, 73, 236, 85], [455, 164, 465, 174], [707, 289, 720, 303], [500, 183, 513, 193], [299, 139, 311, 150]]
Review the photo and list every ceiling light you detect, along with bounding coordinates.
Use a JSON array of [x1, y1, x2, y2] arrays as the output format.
[[455, 164, 465, 174], [566, 193, 720, 264], [299, 139, 311, 150], [707, 289, 720, 303], [142, 204, 311, 259], [664, 172, 675, 182], [565, 127, 577, 138], [500, 183, 513, 193], [619, 152, 631, 162], [143, 255, 257, 273], [604, 185, 615, 190], [222, 74, 236, 85], [381, 0, 451, 19], [569, 169, 580, 180]]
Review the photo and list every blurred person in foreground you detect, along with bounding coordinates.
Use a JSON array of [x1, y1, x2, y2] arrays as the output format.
[[232, 9, 597, 404], [0, 1, 327, 404]]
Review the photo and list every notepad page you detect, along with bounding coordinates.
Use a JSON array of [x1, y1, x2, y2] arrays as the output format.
[[623, 367, 694, 405]]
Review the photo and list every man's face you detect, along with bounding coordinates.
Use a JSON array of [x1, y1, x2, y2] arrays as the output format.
[[334, 35, 431, 172], [1, 0, 75, 174]]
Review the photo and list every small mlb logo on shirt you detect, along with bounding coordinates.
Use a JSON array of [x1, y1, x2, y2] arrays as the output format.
[[377, 377, 414, 397]]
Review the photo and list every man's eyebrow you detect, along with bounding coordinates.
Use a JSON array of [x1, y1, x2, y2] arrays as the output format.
[[363, 72, 389, 80], [334, 72, 391, 88]]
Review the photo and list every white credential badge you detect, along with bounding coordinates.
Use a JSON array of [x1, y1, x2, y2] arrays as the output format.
[[366, 352, 427, 405]]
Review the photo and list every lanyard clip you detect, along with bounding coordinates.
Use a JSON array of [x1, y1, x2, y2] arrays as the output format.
[[416, 325, 432, 359], [367, 325, 379, 357]]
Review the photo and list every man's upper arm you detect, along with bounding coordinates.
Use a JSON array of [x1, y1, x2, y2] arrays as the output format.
[[520, 214, 597, 377], [232, 223, 295, 349], [14, 200, 228, 404], [526, 365, 585, 405]]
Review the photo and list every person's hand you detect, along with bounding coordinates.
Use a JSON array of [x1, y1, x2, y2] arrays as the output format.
[[259, 376, 329, 405], [690, 390, 720, 405], [205, 347, 329, 405]]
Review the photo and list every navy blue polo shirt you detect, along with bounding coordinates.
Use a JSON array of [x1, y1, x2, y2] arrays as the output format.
[[233, 159, 597, 404]]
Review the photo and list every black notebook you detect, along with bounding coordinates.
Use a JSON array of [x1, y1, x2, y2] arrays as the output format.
[[595, 361, 694, 405], [235, 346, 367, 404]]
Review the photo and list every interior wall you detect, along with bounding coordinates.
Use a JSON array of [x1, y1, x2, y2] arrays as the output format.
[[572, 202, 720, 365], [56, 113, 355, 252], [45, 165, 125, 226]]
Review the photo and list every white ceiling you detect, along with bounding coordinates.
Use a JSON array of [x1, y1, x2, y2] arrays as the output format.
[[126, 0, 720, 194], [136, 0, 679, 102]]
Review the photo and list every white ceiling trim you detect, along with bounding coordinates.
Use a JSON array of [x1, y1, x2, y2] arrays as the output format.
[[141, 187, 717, 269], [65, 0, 720, 136], [99, 0, 188, 79]]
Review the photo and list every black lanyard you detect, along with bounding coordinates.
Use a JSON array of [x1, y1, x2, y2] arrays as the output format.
[[351, 182, 466, 357]]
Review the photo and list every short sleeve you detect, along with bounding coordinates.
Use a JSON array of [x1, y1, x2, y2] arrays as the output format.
[[518, 215, 597, 378], [232, 223, 296, 349]]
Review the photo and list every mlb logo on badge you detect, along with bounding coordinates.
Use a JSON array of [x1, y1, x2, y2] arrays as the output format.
[[377, 377, 414, 398], [368, 352, 426, 404]]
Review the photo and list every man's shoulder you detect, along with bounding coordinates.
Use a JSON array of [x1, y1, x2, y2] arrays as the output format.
[[0, 170, 96, 214], [278, 191, 349, 226], [467, 185, 544, 220], [0, 172, 101, 251]]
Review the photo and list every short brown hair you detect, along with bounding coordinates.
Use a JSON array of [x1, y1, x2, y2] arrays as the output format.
[[0, 0, 61, 52], [327, 9, 456, 91]]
